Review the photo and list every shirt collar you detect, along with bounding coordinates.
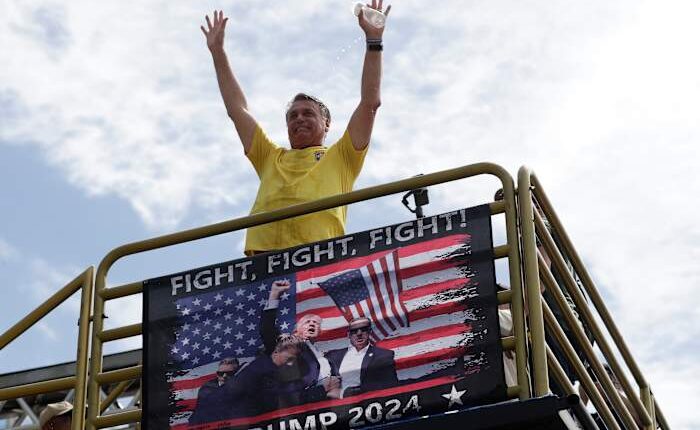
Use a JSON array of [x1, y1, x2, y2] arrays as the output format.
[[348, 344, 370, 355]]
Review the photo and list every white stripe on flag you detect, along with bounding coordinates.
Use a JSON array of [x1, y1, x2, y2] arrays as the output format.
[[359, 266, 393, 337], [371, 256, 403, 328], [402, 267, 465, 291]]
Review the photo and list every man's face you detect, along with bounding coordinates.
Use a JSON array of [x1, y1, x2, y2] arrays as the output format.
[[216, 362, 238, 385], [274, 346, 300, 367], [295, 315, 322, 340], [349, 323, 371, 350], [286, 100, 328, 149]]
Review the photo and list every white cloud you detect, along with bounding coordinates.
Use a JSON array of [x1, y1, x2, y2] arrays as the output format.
[[36, 320, 60, 342], [28, 259, 84, 313], [1, 2, 257, 230], [0, 237, 18, 261]]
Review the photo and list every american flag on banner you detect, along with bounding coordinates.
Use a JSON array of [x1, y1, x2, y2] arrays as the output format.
[[318, 250, 409, 341], [168, 233, 479, 427], [168, 277, 296, 368]]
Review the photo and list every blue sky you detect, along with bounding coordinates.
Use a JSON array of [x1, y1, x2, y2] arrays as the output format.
[[2, 0, 700, 428]]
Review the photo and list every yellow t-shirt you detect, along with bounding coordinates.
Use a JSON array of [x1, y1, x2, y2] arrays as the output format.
[[244, 126, 367, 254]]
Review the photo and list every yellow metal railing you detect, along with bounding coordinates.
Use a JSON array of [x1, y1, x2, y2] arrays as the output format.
[[0, 267, 94, 430], [0, 163, 670, 430], [517, 166, 669, 429], [85, 162, 530, 429]]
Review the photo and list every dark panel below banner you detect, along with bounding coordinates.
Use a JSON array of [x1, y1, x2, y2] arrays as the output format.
[[143, 205, 505, 429]]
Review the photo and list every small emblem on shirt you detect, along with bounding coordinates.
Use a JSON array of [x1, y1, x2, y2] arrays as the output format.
[[314, 151, 324, 161]]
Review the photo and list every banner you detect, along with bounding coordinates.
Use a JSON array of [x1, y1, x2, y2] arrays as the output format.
[[144, 205, 505, 429]]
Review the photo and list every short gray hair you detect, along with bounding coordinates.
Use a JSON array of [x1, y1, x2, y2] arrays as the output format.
[[287, 93, 331, 123]]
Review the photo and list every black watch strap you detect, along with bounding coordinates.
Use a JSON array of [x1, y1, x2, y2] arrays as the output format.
[[367, 40, 383, 51]]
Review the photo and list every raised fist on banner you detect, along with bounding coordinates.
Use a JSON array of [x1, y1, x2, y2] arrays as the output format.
[[269, 279, 291, 301]]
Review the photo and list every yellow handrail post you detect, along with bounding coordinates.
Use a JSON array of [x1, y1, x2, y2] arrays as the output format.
[[517, 166, 548, 396], [72, 266, 94, 430], [501, 180, 531, 400], [0, 267, 93, 430], [530, 173, 655, 428]]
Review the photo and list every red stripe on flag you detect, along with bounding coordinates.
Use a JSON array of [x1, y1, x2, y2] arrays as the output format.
[[315, 325, 348, 342], [296, 234, 469, 282], [176, 398, 197, 413], [367, 262, 397, 332], [376, 323, 471, 350], [296, 251, 391, 282], [401, 277, 469, 302], [171, 374, 216, 392], [393, 251, 410, 324], [295, 287, 327, 302], [363, 290, 389, 338], [409, 301, 468, 321], [384, 254, 405, 327], [395, 346, 468, 370], [397, 233, 470, 258], [314, 301, 468, 342], [296, 305, 343, 321], [400, 258, 461, 280]]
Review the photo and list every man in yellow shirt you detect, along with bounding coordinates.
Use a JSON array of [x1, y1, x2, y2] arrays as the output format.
[[201, 1, 391, 254]]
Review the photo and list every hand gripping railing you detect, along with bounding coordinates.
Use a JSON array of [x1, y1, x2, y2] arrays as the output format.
[[0, 267, 94, 430], [85, 162, 532, 429]]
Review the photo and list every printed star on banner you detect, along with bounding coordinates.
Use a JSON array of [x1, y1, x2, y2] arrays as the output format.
[[442, 385, 466, 408], [169, 277, 295, 367]]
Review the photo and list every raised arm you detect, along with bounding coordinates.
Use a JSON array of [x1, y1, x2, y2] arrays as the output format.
[[347, 0, 392, 151], [201, 10, 258, 153]]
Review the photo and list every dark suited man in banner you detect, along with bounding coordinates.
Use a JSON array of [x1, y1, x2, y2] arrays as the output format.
[[188, 358, 240, 424], [261, 280, 341, 403], [326, 317, 399, 397], [225, 334, 304, 419]]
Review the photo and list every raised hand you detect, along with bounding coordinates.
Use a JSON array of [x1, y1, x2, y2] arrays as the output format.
[[201, 10, 228, 52], [358, 0, 391, 39], [269, 280, 291, 300]]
